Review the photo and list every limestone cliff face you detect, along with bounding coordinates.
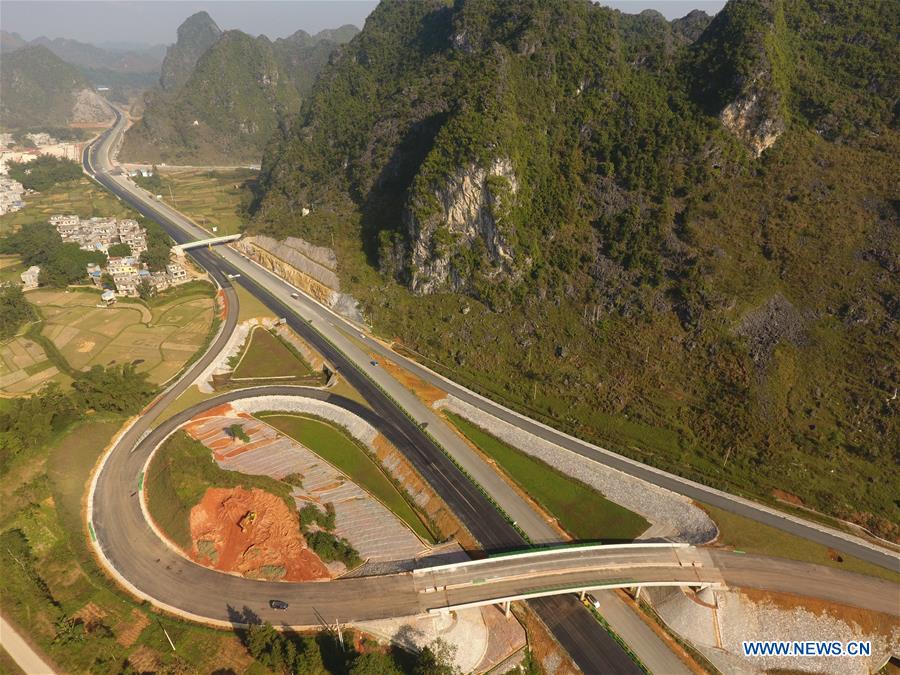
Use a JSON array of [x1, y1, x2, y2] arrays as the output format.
[[719, 74, 785, 157], [159, 11, 222, 91], [405, 157, 518, 294], [236, 235, 364, 323]]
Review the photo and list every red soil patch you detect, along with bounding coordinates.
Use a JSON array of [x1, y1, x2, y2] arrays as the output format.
[[772, 489, 804, 506], [189, 486, 331, 582]]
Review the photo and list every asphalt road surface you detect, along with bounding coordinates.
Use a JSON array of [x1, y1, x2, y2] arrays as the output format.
[[85, 108, 900, 674], [84, 111, 646, 673]]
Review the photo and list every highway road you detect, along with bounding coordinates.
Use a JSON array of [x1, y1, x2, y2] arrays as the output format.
[[92, 114, 900, 573], [84, 110, 648, 673], [92, 383, 900, 626], [84, 108, 900, 673]]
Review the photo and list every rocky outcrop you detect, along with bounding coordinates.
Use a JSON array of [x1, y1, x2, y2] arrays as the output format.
[[720, 74, 785, 157], [72, 88, 115, 125], [159, 11, 222, 91], [406, 157, 518, 294]]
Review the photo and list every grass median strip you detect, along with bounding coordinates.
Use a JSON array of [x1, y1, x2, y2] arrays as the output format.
[[232, 326, 313, 380], [700, 503, 900, 584], [259, 413, 437, 543], [444, 412, 649, 542]]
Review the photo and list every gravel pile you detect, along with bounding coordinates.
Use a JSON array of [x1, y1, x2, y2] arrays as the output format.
[[435, 395, 718, 544], [647, 586, 898, 675], [713, 591, 897, 674]]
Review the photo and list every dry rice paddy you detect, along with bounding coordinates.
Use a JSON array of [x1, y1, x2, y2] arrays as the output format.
[[23, 287, 214, 385]]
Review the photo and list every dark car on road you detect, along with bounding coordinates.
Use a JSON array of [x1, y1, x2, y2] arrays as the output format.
[[269, 600, 289, 610]]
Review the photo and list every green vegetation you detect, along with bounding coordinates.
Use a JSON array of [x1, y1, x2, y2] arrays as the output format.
[[0, 362, 154, 473], [121, 16, 357, 165], [139, 219, 173, 272], [105, 242, 131, 257], [305, 529, 362, 569], [244, 622, 459, 675], [251, 0, 900, 539], [232, 326, 314, 380], [0, 285, 36, 339], [702, 504, 900, 584], [260, 414, 437, 542], [132, 170, 165, 194], [7, 156, 82, 191], [1, 222, 106, 287], [145, 430, 296, 549], [445, 413, 648, 541], [0, 45, 88, 129], [227, 423, 251, 443], [0, 414, 296, 674], [0, 176, 141, 237]]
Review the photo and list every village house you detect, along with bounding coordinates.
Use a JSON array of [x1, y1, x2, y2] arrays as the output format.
[[51, 215, 147, 256]]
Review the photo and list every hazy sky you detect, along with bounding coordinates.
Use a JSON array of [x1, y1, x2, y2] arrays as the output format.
[[2, 1, 725, 47]]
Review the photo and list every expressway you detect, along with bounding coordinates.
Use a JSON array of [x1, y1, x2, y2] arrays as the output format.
[[88, 111, 900, 573], [93, 383, 900, 631], [84, 109, 900, 673], [84, 111, 648, 673]]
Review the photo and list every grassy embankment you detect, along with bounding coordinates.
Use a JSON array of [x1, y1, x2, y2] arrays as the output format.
[[259, 414, 438, 544], [231, 326, 314, 380], [701, 504, 900, 584], [144, 430, 296, 549], [444, 412, 649, 542]]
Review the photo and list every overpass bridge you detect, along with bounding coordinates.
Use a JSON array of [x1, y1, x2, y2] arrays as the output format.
[[414, 543, 723, 616], [172, 234, 241, 255]]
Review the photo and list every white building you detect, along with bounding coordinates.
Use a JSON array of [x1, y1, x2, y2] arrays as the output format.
[[20, 265, 40, 290]]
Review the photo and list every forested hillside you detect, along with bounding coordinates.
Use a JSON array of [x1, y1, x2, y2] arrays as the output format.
[[121, 13, 358, 165], [251, 0, 900, 538], [0, 45, 97, 129]]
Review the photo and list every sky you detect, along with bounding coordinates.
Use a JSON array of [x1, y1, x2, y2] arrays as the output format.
[[1, 1, 726, 47]]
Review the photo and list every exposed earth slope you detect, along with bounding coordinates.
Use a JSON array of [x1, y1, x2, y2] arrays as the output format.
[[250, 0, 900, 538]]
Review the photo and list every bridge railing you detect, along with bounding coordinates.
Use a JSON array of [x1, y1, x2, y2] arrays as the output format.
[[414, 542, 689, 575]]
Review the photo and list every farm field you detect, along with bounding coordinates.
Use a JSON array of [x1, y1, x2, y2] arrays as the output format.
[[0, 177, 140, 236], [28, 285, 215, 384], [0, 335, 70, 395], [155, 169, 256, 236], [445, 412, 649, 542]]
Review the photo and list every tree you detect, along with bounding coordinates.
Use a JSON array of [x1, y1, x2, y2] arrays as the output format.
[[6, 156, 82, 191], [71, 364, 156, 414], [414, 639, 460, 675], [137, 278, 155, 301], [139, 219, 172, 272], [107, 243, 132, 257], [100, 273, 117, 291], [228, 423, 251, 443], [0, 285, 35, 339], [350, 652, 403, 675]]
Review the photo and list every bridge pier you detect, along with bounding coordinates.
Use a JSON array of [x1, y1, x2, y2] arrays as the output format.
[[503, 600, 511, 618]]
